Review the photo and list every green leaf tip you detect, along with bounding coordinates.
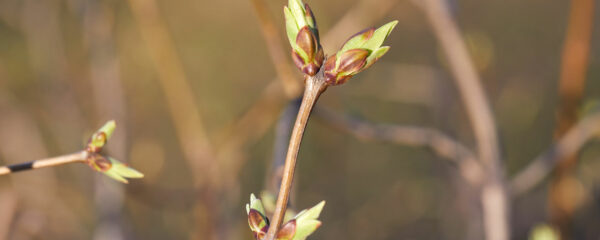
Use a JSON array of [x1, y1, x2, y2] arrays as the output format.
[[324, 20, 398, 86], [87, 120, 117, 153], [87, 155, 144, 184]]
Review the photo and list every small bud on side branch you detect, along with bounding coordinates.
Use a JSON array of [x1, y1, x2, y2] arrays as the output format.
[[0, 120, 143, 184]]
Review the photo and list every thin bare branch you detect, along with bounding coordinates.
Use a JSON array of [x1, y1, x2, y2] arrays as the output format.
[[0, 151, 87, 176], [511, 112, 600, 196], [419, 0, 509, 239], [314, 107, 485, 186]]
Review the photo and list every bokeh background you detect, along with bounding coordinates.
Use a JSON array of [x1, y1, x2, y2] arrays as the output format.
[[0, 0, 599, 239]]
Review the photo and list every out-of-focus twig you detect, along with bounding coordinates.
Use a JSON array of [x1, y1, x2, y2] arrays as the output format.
[[511, 112, 600, 196], [126, 0, 220, 239], [249, 0, 301, 97], [549, 0, 595, 237], [0, 190, 17, 240], [419, 0, 509, 239], [315, 107, 485, 186]]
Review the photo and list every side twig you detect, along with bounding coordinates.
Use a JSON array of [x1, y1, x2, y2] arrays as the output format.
[[0, 151, 87, 176], [314, 107, 485, 186], [511, 111, 600, 196], [419, 0, 509, 239]]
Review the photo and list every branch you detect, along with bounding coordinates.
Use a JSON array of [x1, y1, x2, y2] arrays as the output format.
[[511, 111, 600, 196], [264, 73, 328, 240], [0, 151, 87, 175], [314, 107, 485, 186], [419, 0, 509, 239]]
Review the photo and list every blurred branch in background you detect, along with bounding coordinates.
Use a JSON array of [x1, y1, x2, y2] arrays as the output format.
[[511, 111, 600, 196], [82, 0, 130, 239], [266, 99, 301, 201], [250, 0, 301, 97], [0, 190, 16, 240], [418, 0, 509, 239], [126, 0, 220, 239], [314, 107, 485, 187], [550, 0, 595, 238]]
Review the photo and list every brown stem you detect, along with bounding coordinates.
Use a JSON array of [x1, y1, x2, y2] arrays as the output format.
[[0, 151, 87, 175], [264, 73, 328, 240], [550, 0, 594, 237]]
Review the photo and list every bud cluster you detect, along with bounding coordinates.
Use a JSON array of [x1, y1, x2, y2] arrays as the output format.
[[323, 21, 398, 85], [284, 0, 397, 86], [284, 0, 323, 76], [85, 120, 143, 183], [246, 194, 325, 240]]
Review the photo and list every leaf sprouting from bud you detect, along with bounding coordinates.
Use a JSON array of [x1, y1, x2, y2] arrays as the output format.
[[323, 20, 397, 86], [87, 154, 144, 184], [87, 120, 116, 152]]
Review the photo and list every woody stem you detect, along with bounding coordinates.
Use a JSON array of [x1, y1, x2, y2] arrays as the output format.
[[264, 71, 328, 240]]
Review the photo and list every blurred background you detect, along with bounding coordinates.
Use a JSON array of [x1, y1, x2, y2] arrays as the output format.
[[0, 0, 599, 239]]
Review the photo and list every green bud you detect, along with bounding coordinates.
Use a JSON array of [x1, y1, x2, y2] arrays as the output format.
[[87, 120, 116, 153], [87, 154, 144, 184], [284, 0, 323, 76], [323, 21, 397, 86], [246, 194, 270, 240]]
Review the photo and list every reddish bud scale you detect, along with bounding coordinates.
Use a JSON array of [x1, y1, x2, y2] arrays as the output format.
[[337, 49, 369, 74], [276, 220, 297, 240], [323, 49, 369, 85], [87, 154, 112, 172], [293, 26, 323, 76]]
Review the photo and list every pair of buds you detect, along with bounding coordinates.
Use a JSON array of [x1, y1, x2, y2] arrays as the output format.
[[246, 194, 325, 240], [86, 120, 144, 183], [284, 0, 397, 85]]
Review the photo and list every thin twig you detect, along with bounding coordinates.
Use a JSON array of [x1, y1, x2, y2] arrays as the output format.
[[0, 151, 87, 176], [314, 107, 485, 186], [264, 73, 328, 240], [419, 0, 509, 239], [511, 111, 600, 196]]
